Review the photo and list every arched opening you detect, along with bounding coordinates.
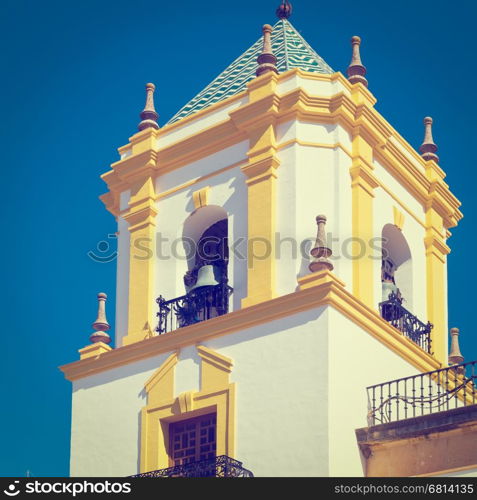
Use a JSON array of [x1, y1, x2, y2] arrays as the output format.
[[182, 205, 229, 292], [381, 224, 413, 309], [157, 205, 232, 334], [379, 224, 432, 353], [155, 205, 232, 331]]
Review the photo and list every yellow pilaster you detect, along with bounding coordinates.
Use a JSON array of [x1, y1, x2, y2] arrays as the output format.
[[231, 72, 281, 308], [424, 204, 450, 364], [123, 176, 158, 346], [349, 130, 379, 308]]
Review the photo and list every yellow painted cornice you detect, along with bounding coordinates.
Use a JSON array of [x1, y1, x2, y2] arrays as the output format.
[[157, 92, 247, 136], [78, 342, 112, 360], [246, 71, 279, 101], [99, 70, 462, 230], [143, 351, 178, 394], [129, 127, 160, 155], [123, 177, 158, 232], [424, 234, 451, 259], [196, 345, 233, 374], [59, 270, 440, 382], [427, 181, 463, 229], [350, 164, 380, 197], [155, 120, 245, 175], [241, 155, 280, 183], [110, 150, 159, 184], [98, 192, 120, 218], [229, 94, 281, 132]]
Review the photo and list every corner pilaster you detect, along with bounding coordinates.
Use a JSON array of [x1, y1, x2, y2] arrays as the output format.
[[231, 72, 281, 307], [349, 128, 379, 308], [123, 176, 158, 346]]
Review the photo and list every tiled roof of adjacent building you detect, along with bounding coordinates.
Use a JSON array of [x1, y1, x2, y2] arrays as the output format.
[[167, 19, 333, 124]]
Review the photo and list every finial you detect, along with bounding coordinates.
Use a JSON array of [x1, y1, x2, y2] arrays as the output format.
[[347, 36, 368, 87], [90, 292, 111, 344], [276, 0, 292, 19], [448, 327, 464, 365], [309, 215, 334, 272], [256, 24, 278, 77], [419, 117, 439, 163], [138, 83, 159, 131]]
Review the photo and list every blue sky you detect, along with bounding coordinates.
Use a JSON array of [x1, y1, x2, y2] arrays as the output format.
[[1, 0, 476, 477]]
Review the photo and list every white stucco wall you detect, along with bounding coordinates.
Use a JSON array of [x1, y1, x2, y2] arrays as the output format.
[[70, 307, 329, 477], [115, 189, 131, 347], [115, 216, 130, 347], [275, 120, 353, 297], [205, 306, 329, 477], [70, 353, 169, 477], [327, 308, 423, 476]]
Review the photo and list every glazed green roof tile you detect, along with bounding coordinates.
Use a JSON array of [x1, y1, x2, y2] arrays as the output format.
[[167, 19, 333, 124]]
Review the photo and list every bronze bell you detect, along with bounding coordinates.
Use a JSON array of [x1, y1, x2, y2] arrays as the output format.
[[188, 264, 221, 292], [382, 280, 399, 302]]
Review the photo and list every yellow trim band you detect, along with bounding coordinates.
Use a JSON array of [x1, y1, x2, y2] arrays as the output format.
[[60, 270, 441, 382]]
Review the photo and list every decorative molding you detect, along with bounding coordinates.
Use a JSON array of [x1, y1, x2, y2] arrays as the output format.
[[100, 69, 461, 234], [60, 270, 441, 382], [143, 352, 178, 401], [192, 186, 210, 210], [350, 131, 377, 308], [122, 177, 158, 347], [177, 391, 194, 413], [393, 206, 405, 230], [140, 345, 235, 473], [197, 345, 233, 373], [78, 342, 112, 360]]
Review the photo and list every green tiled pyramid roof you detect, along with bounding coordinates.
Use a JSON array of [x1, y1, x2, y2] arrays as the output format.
[[167, 19, 334, 124]]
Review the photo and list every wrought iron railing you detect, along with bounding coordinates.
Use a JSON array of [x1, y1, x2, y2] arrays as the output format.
[[379, 292, 433, 353], [156, 282, 233, 335], [367, 360, 477, 426], [131, 455, 253, 478]]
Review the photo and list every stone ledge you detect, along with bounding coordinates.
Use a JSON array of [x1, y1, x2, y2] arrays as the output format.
[[356, 404, 477, 444]]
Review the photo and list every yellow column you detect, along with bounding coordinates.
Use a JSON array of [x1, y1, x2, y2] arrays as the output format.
[[123, 176, 158, 346], [235, 72, 280, 308], [241, 141, 280, 307], [349, 132, 379, 308], [424, 205, 450, 363]]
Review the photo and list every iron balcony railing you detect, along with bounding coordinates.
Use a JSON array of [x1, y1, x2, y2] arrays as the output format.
[[131, 455, 253, 478], [379, 292, 433, 353], [367, 360, 477, 426], [156, 282, 233, 335]]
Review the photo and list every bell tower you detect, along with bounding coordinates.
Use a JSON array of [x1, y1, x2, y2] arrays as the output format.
[[61, 2, 465, 477]]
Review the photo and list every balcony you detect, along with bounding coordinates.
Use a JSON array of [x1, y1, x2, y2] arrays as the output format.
[[156, 282, 233, 335], [131, 455, 253, 478], [357, 361, 477, 476], [366, 360, 477, 426], [379, 292, 433, 353]]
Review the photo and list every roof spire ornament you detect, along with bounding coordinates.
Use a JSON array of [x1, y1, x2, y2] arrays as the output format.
[[256, 24, 278, 77], [138, 83, 159, 131], [419, 117, 439, 163], [276, 0, 292, 19], [309, 215, 334, 272], [347, 36, 368, 87], [448, 327, 464, 365], [90, 292, 111, 344]]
